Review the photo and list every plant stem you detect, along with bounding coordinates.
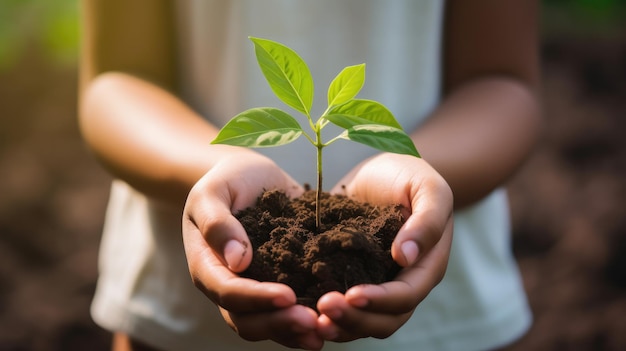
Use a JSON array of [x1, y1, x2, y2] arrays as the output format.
[[315, 128, 323, 231]]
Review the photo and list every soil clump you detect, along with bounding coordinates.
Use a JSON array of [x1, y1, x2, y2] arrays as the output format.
[[236, 189, 405, 309]]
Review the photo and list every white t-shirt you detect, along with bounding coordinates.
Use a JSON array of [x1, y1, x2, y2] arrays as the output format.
[[91, 1, 532, 350]]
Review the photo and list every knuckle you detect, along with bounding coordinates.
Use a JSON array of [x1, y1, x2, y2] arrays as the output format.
[[193, 210, 226, 241], [417, 219, 445, 251]]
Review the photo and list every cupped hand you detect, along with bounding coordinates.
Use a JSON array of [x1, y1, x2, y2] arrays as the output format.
[[316, 153, 454, 342], [182, 146, 323, 350]]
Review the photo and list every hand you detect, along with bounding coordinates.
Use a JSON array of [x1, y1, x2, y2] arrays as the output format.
[[182, 146, 324, 350], [316, 153, 454, 342]]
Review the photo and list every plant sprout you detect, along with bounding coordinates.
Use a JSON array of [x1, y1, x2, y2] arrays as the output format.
[[212, 37, 420, 230]]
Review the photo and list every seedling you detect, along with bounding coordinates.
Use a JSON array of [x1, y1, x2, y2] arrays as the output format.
[[212, 37, 420, 230]]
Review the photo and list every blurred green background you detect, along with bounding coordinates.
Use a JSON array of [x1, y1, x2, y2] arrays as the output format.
[[0, 0, 78, 71], [1, 1, 625, 350]]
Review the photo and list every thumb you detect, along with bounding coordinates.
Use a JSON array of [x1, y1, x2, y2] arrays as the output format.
[[183, 177, 254, 273], [200, 209, 253, 273], [391, 170, 453, 267], [223, 237, 252, 272]]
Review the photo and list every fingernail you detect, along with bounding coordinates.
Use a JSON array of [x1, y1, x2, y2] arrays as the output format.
[[401, 241, 419, 266], [224, 240, 247, 271]]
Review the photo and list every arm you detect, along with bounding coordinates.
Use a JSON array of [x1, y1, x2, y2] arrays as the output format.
[[79, 0, 217, 205], [80, 1, 322, 348], [317, 0, 541, 341], [413, 0, 542, 209]]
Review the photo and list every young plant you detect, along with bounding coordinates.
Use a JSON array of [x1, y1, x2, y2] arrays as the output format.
[[212, 37, 420, 230]]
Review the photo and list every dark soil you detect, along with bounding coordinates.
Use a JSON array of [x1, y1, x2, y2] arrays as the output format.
[[236, 189, 404, 309]]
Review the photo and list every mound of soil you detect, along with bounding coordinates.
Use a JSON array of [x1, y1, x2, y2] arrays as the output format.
[[236, 189, 405, 309]]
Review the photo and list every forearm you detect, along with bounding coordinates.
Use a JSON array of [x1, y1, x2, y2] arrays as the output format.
[[412, 77, 541, 209], [79, 72, 227, 206]]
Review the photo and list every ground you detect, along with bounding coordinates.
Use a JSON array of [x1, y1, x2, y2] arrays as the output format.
[[505, 34, 626, 350], [1, 34, 625, 350]]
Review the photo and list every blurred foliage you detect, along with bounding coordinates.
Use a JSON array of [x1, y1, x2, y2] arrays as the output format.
[[544, 0, 626, 17], [543, 0, 626, 37], [0, 0, 78, 71]]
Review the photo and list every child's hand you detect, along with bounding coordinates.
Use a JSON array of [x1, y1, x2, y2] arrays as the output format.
[[182, 148, 324, 350], [316, 153, 454, 341]]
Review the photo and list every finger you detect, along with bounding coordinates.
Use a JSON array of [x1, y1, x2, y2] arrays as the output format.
[[183, 201, 252, 273], [318, 312, 412, 342], [187, 165, 304, 272], [392, 173, 453, 267], [346, 219, 453, 314], [183, 216, 297, 312], [223, 305, 323, 350], [317, 292, 412, 341], [343, 280, 426, 315], [184, 173, 255, 272]]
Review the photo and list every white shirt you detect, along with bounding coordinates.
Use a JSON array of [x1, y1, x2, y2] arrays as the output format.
[[91, 1, 531, 350]]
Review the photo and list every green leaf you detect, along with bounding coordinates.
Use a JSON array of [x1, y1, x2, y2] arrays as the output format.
[[340, 124, 420, 157], [249, 37, 314, 116], [327, 63, 365, 107], [327, 99, 402, 129], [211, 107, 303, 147], [325, 114, 387, 131]]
